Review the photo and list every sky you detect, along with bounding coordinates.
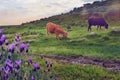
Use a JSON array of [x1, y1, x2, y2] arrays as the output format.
[[0, 0, 99, 25]]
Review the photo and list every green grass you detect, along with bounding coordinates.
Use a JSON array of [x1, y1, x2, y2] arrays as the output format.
[[1, 25, 120, 60], [54, 63, 120, 80], [23, 26, 120, 60], [1, 24, 120, 79]]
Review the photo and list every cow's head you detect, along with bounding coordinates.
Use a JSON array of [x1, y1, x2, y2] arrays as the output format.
[[105, 24, 108, 29], [63, 31, 68, 39]]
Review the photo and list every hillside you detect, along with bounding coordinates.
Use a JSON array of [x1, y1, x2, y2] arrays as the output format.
[[20, 0, 120, 28]]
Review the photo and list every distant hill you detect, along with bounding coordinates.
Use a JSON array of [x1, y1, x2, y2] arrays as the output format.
[[21, 0, 120, 27]]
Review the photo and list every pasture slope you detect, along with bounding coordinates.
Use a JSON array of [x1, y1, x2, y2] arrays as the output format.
[[1, 23, 120, 80]]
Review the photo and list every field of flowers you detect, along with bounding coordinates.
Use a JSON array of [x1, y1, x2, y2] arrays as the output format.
[[0, 29, 58, 80]]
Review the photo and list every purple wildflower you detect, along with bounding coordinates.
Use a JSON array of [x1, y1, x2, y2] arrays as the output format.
[[0, 35, 6, 46], [55, 76, 59, 80], [15, 34, 21, 42], [5, 40, 9, 45], [48, 68, 50, 72], [31, 75, 35, 80], [0, 36, 5, 46], [25, 45, 29, 53], [15, 41, 19, 46], [8, 43, 15, 53], [15, 60, 22, 66], [0, 41, 2, 46], [49, 62, 53, 67], [27, 58, 32, 65], [4, 71, 9, 79], [1, 35, 6, 41], [8, 52, 11, 59], [0, 53, 2, 60], [15, 60, 22, 69], [0, 67, 2, 72], [46, 60, 53, 67], [1, 44, 5, 51], [33, 62, 40, 71], [19, 42, 26, 52], [0, 29, 3, 39], [15, 69, 19, 76], [3, 66, 9, 79], [5, 59, 12, 65], [5, 59, 14, 72], [19, 42, 29, 53]]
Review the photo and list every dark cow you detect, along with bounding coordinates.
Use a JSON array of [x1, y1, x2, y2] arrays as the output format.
[[88, 17, 108, 31]]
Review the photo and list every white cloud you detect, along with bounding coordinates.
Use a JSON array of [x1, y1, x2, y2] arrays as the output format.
[[0, 0, 85, 25]]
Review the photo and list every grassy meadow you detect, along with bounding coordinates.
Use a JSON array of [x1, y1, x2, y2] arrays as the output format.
[[2, 24, 120, 60], [0, 22, 120, 79]]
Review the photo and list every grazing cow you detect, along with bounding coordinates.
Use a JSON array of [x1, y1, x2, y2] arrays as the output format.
[[88, 17, 108, 31], [46, 22, 68, 40]]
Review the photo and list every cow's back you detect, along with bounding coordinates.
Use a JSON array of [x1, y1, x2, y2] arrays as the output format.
[[46, 22, 64, 33], [46, 22, 56, 33], [88, 17, 107, 26]]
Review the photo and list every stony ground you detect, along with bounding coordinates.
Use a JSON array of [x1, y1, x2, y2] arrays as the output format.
[[27, 54, 120, 71]]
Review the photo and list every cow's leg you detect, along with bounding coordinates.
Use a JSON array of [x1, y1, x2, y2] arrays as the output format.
[[88, 25, 91, 31], [46, 28, 53, 38], [100, 26, 102, 30], [46, 30, 49, 37], [56, 33, 59, 40], [46, 27, 49, 38], [97, 26, 99, 31]]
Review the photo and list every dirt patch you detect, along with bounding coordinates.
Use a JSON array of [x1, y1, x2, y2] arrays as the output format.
[[26, 54, 120, 71]]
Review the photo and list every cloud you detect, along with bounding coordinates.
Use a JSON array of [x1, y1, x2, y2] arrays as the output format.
[[0, 0, 85, 25]]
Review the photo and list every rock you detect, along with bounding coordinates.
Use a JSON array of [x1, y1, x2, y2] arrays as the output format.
[[110, 29, 120, 35], [77, 38, 87, 42], [87, 32, 100, 38], [88, 32, 96, 36], [69, 38, 86, 43], [102, 35, 110, 40], [26, 40, 35, 43]]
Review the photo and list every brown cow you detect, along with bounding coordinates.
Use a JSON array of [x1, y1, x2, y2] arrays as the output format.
[[46, 22, 68, 40]]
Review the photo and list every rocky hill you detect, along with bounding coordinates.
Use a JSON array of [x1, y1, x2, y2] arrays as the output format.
[[21, 0, 120, 27]]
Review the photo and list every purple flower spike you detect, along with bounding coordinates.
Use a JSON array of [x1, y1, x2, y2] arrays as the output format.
[[0, 29, 3, 38], [15, 60, 22, 66], [0, 34, 6, 46], [1, 45, 5, 51], [55, 76, 59, 80], [8, 52, 11, 59], [15, 42, 19, 46], [5, 59, 14, 71], [8, 43, 15, 53], [1, 35, 6, 41], [31, 75, 35, 80], [15, 34, 21, 42], [3, 66, 9, 79], [0, 29, 3, 35], [49, 62, 53, 67], [5, 40, 9, 45], [0, 40, 3, 45], [26, 46, 29, 53], [0, 53, 2, 60], [15, 60, 22, 70], [4, 73, 9, 79], [33, 62, 40, 71], [27, 58, 32, 65], [15, 69, 19, 76], [45, 58, 48, 65], [19, 43, 26, 52]]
